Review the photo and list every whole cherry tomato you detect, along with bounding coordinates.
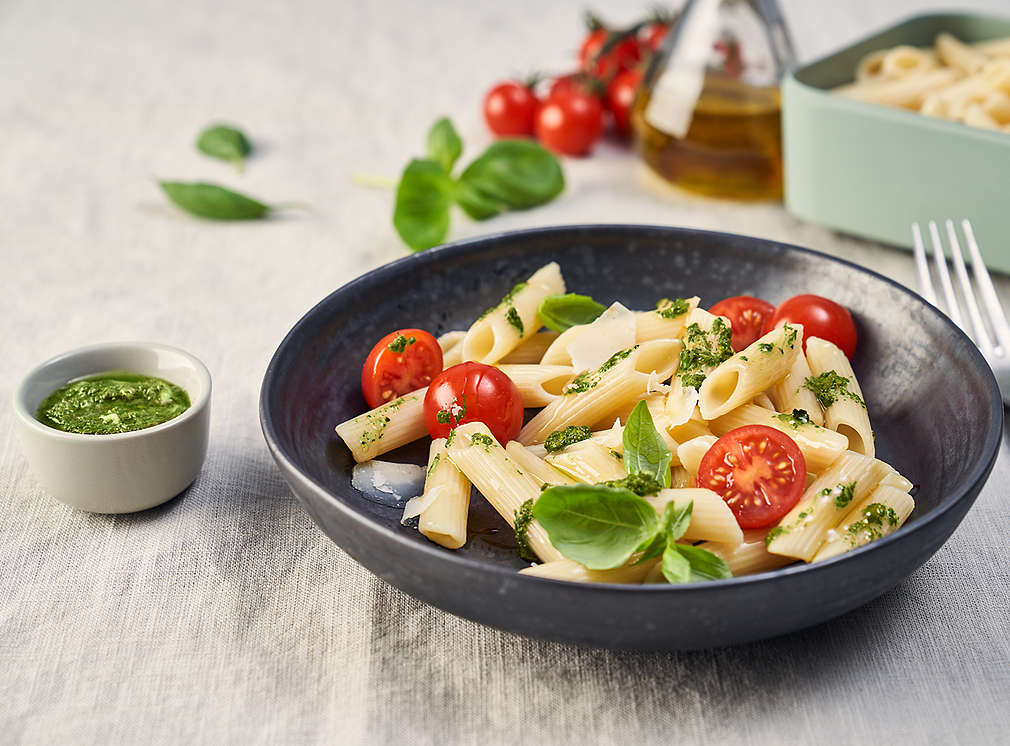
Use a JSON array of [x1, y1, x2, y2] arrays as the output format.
[[764, 295, 858, 359], [579, 29, 643, 78], [697, 425, 807, 529], [361, 329, 443, 409], [606, 68, 643, 137], [423, 362, 524, 444], [709, 295, 776, 352], [483, 80, 539, 137], [641, 22, 671, 51], [535, 89, 604, 156]]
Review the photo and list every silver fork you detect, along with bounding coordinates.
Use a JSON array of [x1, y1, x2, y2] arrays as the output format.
[[913, 219, 1010, 404]]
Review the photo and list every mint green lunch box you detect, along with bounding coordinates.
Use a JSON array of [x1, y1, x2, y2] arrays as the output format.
[[783, 13, 1010, 273]]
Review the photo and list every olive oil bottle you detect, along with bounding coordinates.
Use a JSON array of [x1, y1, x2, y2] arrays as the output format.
[[632, 0, 795, 201]]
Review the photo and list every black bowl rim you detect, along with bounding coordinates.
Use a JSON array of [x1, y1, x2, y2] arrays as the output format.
[[260, 224, 1003, 592]]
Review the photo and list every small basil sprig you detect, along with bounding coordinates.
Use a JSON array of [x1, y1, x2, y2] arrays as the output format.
[[533, 400, 731, 583], [196, 124, 252, 171], [537, 293, 607, 332], [393, 118, 564, 251], [159, 181, 300, 220]]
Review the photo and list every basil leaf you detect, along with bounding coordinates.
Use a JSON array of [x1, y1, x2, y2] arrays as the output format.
[[426, 117, 463, 174], [664, 499, 693, 542], [455, 139, 564, 220], [634, 531, 667, 563], [393, 159, 455, 252], [623, 400, 673, 487], [159, 181, 270, 220], [661, 542, 691, 584], [537, 293, 607, 332], [196, 124, 252, 170], [533, 485, 659, 570], [676, 544, 733, 581]]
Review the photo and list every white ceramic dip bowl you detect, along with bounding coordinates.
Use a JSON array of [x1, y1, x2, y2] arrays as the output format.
[[13, 342, 211, 513]]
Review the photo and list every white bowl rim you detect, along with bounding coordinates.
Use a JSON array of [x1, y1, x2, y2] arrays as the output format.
[[12, 341, 212, 442]]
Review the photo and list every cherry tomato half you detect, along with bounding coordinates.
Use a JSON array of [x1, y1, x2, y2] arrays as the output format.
[[535, 89, 604, 156], [764, 294, 858, 359], [423, 362, 523, 445], [361, 329, 443, 410], [579, 29, 643, 78], [483, 81, 539, 137], [709, 295, 776, 352], [606, 68, 642, 137], [698, 425, 807, 529]]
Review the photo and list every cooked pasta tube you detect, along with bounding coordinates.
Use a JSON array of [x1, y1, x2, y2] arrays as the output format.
[[335, 387, 428, 463], [835, 68, 960, 108], [545, 440, 627, 483], [856, 49, 888, 81], [505, 441, 578, 486], [937, 32, 987, 74], [402, 439, 471, 549], [445, 422, 563, 562], [975, 36, 1010, 58], [540, 302, 637, 369], [768, 340, 824, 425], [633, 296, 699, 342], [518, 339, 682, 445], [519, 557, 658, 583], [753, 392, 775, 410], [498, 331, 560, 364], [437, 330, 466, 354], [766, 451, 891, 561], [805, 337, 874, 458], [671, 466, 693, 489], [881, 45, 938, 78], [812, 485, 915, 562], [698, 537, 793, 576], [664, 307, 731, 426], [709, 403, 848, 473], [676, 436, 717, 479], [525, 423, 623, 459], [667, 408, 714, 444], [698, 323, 803, 420], [879, 468, 913, 492], [645, 488, 743, 544], [496, 364, 573, 408], [461, 262, 565, 364]]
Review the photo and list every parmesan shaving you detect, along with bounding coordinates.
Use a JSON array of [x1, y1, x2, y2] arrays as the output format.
[[565, 302, 636, 373]]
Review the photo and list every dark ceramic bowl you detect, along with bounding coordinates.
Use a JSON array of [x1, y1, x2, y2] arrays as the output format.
[[260, 225, 1002, 650]]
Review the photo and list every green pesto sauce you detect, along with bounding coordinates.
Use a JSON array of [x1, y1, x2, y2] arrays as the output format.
[[36, 372, 190, 435], [656, 297, 690, 319], [513, 498, 537, 562], [544, 425, 592, 453], [803, 370, 866, 410], [470, 432, 495, 450], [677, 318, 733, 390], [359, 394, 416, 450], [601, 472, 663, 497], [820, 480, 858, 509], [479, 282, 528, 320], [564, 346, 637, 395], [846, 502, 899, 544], [775, 408, 813, 429], [504, 306, 524, 337]]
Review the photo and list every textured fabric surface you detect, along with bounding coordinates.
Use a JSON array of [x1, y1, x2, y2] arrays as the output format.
[[3, 0, 1009, 743]]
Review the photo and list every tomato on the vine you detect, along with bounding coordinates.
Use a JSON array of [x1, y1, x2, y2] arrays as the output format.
[[483, 80, 539, 137], [361, 329, 443, 410], [764, 294, 858, 359], [423, 362, 524, 444], [606, 69, 642, 137], [535, 89, 604, 156], [697, 425, 806, 529], [709, 295, 776, 352], [641, 22, 671, 51], [579, 29, 643, 78]]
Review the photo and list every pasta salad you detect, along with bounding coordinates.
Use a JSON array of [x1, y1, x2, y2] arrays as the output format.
[[335, 263, 914, 584]]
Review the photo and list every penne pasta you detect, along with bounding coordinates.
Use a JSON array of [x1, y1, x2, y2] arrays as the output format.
[[520, 557, 658, 583], [645, 488, 743, 544], [518, 339, 682, 445], [698, 536, 794, 576], [504, 441, 578, 486], [768, 337, 824, 425], [937, 32, 987, 74], [403, 439, 471, 549], [812, 485, 915, 562], [698, 323, 803, 420], [805, 337, 874, 458], [545, 439, 627, 483], [461, 262, 565, 364], [676, 435, 717, 479], [633, 296, 700, 342], [335, 387, 428, 463], [496, 364, 573, 408], [766, 451, 891, 561], [445, 422, 563, 562], [498, 330, 560, 364], [540, 302, 637, 370]]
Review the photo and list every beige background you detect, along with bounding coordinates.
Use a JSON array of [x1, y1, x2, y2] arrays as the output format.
[[2, 0, 1009, 743]]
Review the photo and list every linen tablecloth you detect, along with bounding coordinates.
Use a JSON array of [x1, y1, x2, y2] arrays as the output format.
[[3, 0, 1008, 742]]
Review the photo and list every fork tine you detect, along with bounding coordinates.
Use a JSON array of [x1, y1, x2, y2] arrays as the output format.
[[945, 219, 994, 356], [912, 223, 938, 306], [928, 220, 965, 329], [962, 219, 1010, 354]]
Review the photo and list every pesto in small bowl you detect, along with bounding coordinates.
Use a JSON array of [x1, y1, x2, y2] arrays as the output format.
[[36, 372, 191, 435]]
